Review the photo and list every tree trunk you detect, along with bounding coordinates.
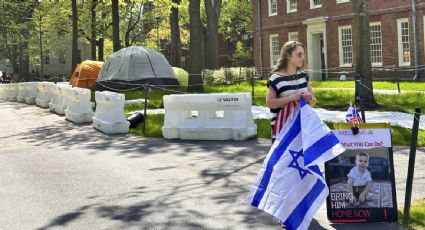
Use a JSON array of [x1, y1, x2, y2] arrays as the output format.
[[91, 0, 97, 60], [19, 19, 31, 81], [71, 0, 79, 73], [170, 0, 182, 67], [188, 0, 204, 92], [204, 0, 221, 69], [112, 0, 120, 51], [352, 0, 378, 109], [98, 38, 104, 61]]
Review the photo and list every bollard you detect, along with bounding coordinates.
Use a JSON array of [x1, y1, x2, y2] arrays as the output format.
[[397, 81, 401, 94], [251, 71, 255, 99], [143, 84, 149, 134], [402, 107, 421, 225]]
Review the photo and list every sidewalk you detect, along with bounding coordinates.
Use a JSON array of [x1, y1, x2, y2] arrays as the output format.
[[0, 101, 424, 229]]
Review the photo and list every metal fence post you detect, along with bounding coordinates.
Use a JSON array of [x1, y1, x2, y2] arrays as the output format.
[[143, 84, 149, 134], [402, 107, 422, 225]]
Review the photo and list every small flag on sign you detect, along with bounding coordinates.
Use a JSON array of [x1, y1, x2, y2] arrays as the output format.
[[345, 103, 363, 123]]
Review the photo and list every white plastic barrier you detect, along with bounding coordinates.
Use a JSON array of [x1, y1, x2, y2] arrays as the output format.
[[0, 84, 7, 100], [36, 82, 54, 108], [2, 84, 10, 101], [162, 93, 257, 140], [16, 83, 27, 103], [49, 83, 72, 114], [65, 87, 93, 123], [25, 82, 38, 105], [92, 91, 129, 134], [7, 84, 19, 102]]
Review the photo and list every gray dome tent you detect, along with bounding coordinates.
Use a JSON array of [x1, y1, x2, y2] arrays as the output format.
[[95, 46, 180, 91]]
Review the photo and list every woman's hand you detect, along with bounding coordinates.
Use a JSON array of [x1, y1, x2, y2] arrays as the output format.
[[301, 92, 313, 101], [289, 93, 302, 102]]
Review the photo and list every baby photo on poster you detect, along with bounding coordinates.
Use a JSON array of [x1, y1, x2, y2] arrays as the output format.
[[325, 147, 398, 222]]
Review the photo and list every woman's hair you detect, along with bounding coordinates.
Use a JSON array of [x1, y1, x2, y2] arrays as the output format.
[[271, 41, 305, 73]]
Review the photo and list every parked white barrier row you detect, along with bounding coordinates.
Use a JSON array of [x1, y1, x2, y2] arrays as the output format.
[[25, 82, 38, 105], [65, 87, 93, 123], [92, 91, 129, 134], [36, 82, 54, 108], [49, 84, 72, 114], [162, 92, 257, 140]]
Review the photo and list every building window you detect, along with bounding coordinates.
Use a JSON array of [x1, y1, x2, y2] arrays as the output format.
[[338, 26, 353, 67], [270, 34, 280, 67], [269, 0, 277, 16], [310, 0, 322, 9], [336, 0, 350, 3], [397, 18, 410, 66], [288, 32, 298, 42], [370, 22, 382, 67], [287, 0, 297, 13]]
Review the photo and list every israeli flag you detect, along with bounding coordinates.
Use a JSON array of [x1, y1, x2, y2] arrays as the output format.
[[245, 98, 345, 230]]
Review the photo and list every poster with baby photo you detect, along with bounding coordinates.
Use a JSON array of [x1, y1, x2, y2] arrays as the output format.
[[325, 123, 398, 223]]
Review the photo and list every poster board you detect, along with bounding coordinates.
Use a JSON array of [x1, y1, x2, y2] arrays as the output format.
[[325, 123, 398, 223]]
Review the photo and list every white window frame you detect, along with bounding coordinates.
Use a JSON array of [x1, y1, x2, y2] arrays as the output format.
[[287, 0, 297, 13], [270, 34, 280, 67], [310, 0, 322, 9], [268, 0, 277, 16], [397, 18, 410, 66], [336, 0, 350, 3], [288, 32, 298, 42], [370, 22, 383, 67], [338, 25, 353, 67]]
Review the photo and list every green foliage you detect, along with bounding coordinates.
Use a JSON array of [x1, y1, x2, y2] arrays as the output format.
[[219, 0, 252, 43], [255, 119, 271, 139], [173, 67, 189, 86], [231, 41, 253, 66], [202, 67, 258, 85], [399, 199, 425, 229], [0, 1, 37, 66]]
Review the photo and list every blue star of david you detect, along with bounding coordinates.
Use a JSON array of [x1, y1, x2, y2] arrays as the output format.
[[288, 149, 311, 179]]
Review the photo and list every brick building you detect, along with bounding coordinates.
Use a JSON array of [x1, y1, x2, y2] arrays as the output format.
[[252, 0, 424, 81]]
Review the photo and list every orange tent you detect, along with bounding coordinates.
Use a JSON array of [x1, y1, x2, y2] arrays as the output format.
[[69, 60, 104, 88]]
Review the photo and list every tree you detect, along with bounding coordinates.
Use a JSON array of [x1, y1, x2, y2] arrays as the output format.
[[204, 0, 221, 69], [352, 0, 378, 109], [169, 0, 182, 67], [123, 0, 145, 47], [90, 0, 97, 60], [112, 0, 121, 51], [219, 0, 252, 66], [71, 0, 79, 73], [0, 1, 37, 80], [188, 0, 204, 92]]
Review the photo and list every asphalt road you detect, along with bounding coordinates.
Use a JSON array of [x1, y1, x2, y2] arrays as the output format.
[[0, 101, 424, 230]]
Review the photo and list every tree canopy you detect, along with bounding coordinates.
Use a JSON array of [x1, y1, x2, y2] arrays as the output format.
[[0, 0, 253, 76]]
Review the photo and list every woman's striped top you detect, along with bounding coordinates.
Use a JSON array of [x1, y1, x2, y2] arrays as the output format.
[[267, 71, 310, 139]]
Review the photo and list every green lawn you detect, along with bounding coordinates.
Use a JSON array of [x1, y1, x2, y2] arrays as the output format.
[[114, 80, 425, 146], [399, 199, 425, 229], [127, 113, 425, 147]]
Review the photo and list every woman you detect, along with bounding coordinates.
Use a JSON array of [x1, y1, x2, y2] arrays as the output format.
[[266, 41, 316, 144]]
